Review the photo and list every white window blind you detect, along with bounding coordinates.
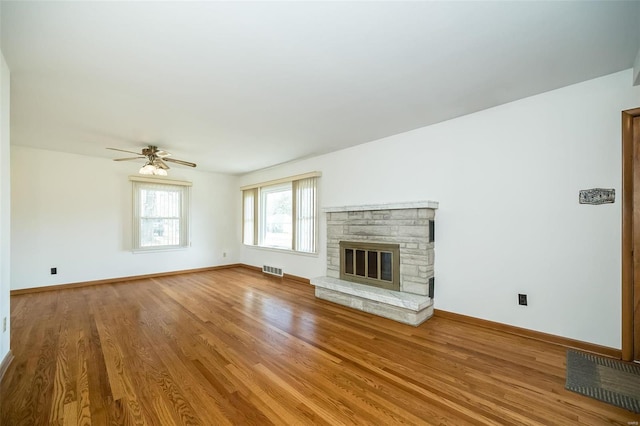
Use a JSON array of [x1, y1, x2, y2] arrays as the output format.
[[243, 188, 257, 245], [293, 177, 317, 253]]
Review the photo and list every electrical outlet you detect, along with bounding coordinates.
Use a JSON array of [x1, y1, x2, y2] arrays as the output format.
[[3, 317, 6, 332], [518, 294, 528, 306], [51, 267, 57, 275], [223, 252, 227, 258]]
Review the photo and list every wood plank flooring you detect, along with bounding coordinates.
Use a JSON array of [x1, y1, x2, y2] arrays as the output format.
[[2, 267, 638, 425]]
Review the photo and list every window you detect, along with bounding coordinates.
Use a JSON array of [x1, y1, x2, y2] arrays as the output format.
[[242, 172, 319, 254], [131, 176, 191, 251], [260, 182, 293, 249]]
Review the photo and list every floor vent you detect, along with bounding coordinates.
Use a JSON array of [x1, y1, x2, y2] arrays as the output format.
[[262, 265, 284, 277]]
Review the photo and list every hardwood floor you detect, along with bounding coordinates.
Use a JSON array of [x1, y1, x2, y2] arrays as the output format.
[[1, 268, 637, 425]]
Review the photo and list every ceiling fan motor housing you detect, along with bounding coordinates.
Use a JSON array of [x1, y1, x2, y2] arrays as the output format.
[[142, 146, 157, 156]]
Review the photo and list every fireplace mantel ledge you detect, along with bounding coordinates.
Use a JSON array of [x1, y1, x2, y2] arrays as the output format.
[[322, 201, 438, 213], [310, 276, 432, 311]]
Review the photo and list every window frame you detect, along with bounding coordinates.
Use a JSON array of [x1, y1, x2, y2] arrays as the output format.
[[259, 181, 293, 250], [241, 172, 320, 255], [130, 176, 192, 252]]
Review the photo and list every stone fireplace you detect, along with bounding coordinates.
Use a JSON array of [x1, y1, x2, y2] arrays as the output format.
[[311, 201, 437, 326]]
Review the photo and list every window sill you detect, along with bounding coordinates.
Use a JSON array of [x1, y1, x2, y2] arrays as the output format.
[[243, 244, 318, 257], [132, 246, 189, 254]]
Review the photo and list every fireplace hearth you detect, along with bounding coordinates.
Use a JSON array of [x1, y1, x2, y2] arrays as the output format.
[[311, 201, 438, 326]]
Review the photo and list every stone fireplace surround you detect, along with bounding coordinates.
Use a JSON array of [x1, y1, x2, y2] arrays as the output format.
[[311, 201, 437, 326]]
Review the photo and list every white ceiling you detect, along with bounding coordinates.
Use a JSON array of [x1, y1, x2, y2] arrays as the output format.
[[2, 1, 639, 175]]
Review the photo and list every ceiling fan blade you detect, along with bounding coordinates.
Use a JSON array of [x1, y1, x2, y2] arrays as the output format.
[[164, 158, 197, 168], [113, 156, 145, 161], [154, 159, 170, 170], [107, 147, 143, 155]]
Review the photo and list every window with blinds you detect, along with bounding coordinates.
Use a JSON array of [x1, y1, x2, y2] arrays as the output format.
[[131, 176, 191, 251], [241, 172, 319, 254]]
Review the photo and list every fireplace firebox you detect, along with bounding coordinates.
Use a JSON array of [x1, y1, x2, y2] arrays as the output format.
[[339, 241, 400, 290]]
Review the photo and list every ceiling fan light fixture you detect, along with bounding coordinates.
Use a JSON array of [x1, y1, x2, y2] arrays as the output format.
[[139, 163, 157, 175], [154, 168, 168, 176]]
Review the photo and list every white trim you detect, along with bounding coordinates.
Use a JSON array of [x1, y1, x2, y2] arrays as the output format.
[[129, 175, 192, 186], [132, 246, 189, 254], [323, 200, 439, 213], [243, 243, 319, 258], [240, 171, 321, 191]]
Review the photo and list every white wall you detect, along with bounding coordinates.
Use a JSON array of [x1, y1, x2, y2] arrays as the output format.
[[0, 50, 11, 362], [11, 147, 239, 290], [239, 69, 640, 349]]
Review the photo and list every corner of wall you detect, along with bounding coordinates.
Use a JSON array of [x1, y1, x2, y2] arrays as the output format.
[[0, 48, 11, 362], [633, 48, 640, 86]]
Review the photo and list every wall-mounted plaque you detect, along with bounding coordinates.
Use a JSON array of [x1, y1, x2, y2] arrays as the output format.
[[579, 188, 615, 205]]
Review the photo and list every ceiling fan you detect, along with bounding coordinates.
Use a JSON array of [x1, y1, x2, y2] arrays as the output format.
[[107, 145, 197, 176]]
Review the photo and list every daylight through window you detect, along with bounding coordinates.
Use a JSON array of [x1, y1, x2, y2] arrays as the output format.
[[131, 177, 191, 251], [242, 172, 319, 254]]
